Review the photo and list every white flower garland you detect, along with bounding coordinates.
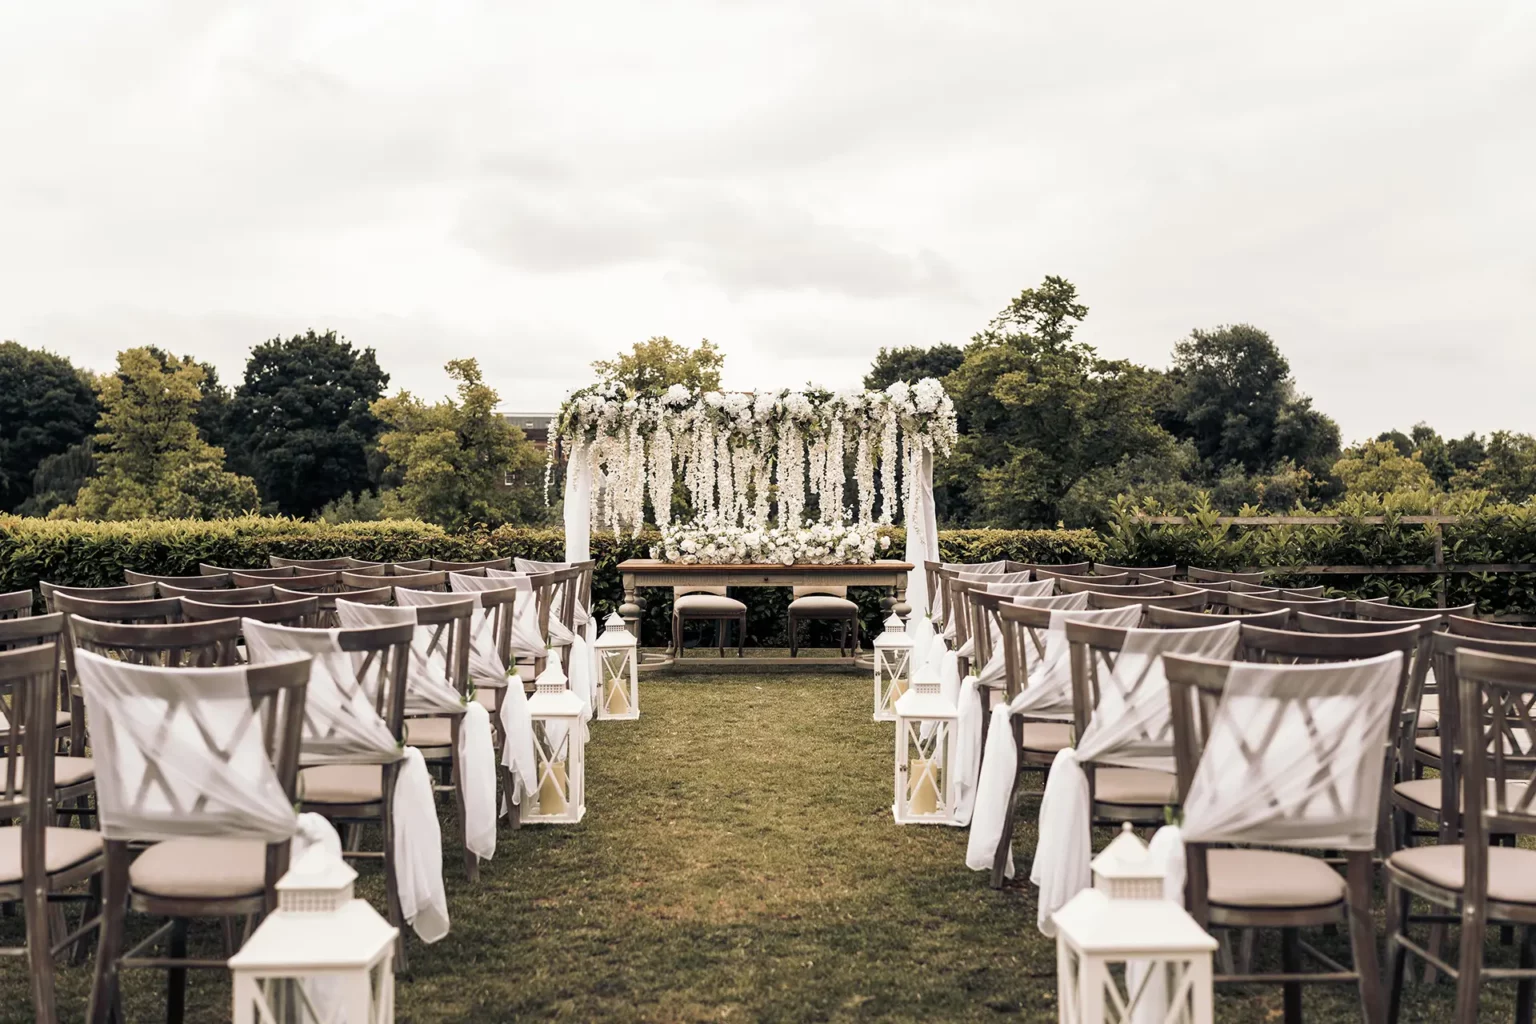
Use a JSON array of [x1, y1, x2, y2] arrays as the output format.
[[662, 515, 883, 566], [551, 378, 956, 537]]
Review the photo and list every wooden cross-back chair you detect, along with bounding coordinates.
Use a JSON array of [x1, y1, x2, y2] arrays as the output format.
[[125, 571, 230, 590], [1186, 566, 1267, 585], [181, 596, 318, 629], [158, 583, 272, 605], [1162, 652, 1387, 1024], [0, 642, 105, 1024], [1355, 601, 1476, 625], [1058, 576, 1187, 597], [1146, 606, 1291, 630], [65, 615, 241, 670], [1222, 591, 1348, 617], [287, 623, 415, 964], [1229, 580, 1282, 595], [1385, 647, 1536, 1024], [1043, 569, 1129, 586], [979, 601, 1085, 886], [1092, 563, 1178, 582], [235, 570, 340, 593], [198, 564, 324, 580], [387, 571, 450, 594], [83, 654, 311, 1024], [0, 615, 74, 771], [540, 566, 584, 673], [1062, 620, 1183, 828], [1448, 616, 1536, 642], [399, 557, 512, 573], [1273, 586, 1329, 599], [1, 591, 35, 620], [1084, 589, 1210, 613], [1013, 561, 1092, 577]]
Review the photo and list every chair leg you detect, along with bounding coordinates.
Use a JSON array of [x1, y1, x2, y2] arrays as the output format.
[[1455, 901, 1483, 1022], [167, 917, 189, 1024], [1386, 883, 1411, 1024], [88, 841, 130, 1024], [26, 874, 56, 1023], [1347, 854, 1385, 1024], [989, 717, 1025, 890], [789, 615, 798, 658], [1282, 927, 1302, 1024], [737, 615, 744, 658], [1516, 926, 1536, 1024]]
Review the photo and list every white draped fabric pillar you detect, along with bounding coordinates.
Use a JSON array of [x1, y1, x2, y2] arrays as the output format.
[[564, 443, 592, 564], [903, 446, 937, 621]]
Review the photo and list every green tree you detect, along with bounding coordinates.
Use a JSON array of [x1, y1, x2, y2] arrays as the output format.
[[140, 346, 232, 449], [863, 344, 964, 391], [222, 330, 390, 517], [0, 341, 99, 512], [592, 337, 724, 394], [64, 347, 259, 520], [1454, 431, 1536, 504], [940, 277, 1175, 526], [1160, 324, 1340, 476], [16, 441, 95, 517], [372, 358, 545, 528], [1332, 440, 1436, 496]]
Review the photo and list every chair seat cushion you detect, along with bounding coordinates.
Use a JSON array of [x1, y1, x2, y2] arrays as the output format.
[[1394, 778, 1526, 820], [0, 826, 102, 883], [1206, 849, 1347, 909], [129, 837, 267, 900], [1093, 767, 1179, 807], [1416, 709, 1439, 733], [1391, 845, 1536, 904], [404, 717, 454, 748], [1416, 735, 1519, 760], [299, 763, 384, 805], [1020, 722, 1074, 754], [13, 755, 94, 789], [674, 594, 747, 615], [788, 595, 858, 615]]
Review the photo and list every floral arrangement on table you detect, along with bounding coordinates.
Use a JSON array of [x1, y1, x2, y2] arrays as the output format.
[[659, 516, 891, 566], [548, 378, 957, 538]]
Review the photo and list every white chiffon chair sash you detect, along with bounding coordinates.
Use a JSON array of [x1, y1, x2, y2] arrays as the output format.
[[1031, 623, 1241, 934], [393, 746, 449, 942], [73, 649, 298, 843], [241, 619, 401, 765], [514, 558, 592, 627], [454, 572, 545, 659], [335, 600, 463, 716]]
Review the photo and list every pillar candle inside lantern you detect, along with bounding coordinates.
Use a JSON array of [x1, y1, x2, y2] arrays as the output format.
[[908, 757, 941, 816], [538, 762, 569, 815], [605, 677, 631, 715]]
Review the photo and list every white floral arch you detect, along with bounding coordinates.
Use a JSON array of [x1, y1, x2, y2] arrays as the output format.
[[551, 378, 955, 618]]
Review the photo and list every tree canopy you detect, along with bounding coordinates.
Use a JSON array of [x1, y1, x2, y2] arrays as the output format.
[[0, 341, 98, 512], [372, 358, 544, 529], [63, 347, 259, 520], [863, 344, 964, 391], [592, 337, 724, 394], [223, 330, 389, 516]]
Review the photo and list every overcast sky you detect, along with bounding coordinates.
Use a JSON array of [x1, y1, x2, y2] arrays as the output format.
[[3, 1, 1531, 443]]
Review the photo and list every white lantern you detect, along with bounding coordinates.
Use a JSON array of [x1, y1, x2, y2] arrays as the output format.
[[594, 611, 639, 721], [872, 613, 913, 722], [1052, 824, 1216, 1024], [229, 846, 398, 1024], [892, 669, 958, 825], [524, 657, 587, 824]]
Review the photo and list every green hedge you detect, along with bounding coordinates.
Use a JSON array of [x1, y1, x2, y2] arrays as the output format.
[[0, 516, 1102, 648]]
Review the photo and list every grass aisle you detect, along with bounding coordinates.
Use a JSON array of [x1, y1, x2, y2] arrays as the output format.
[[0, 672, 1517, 1021]]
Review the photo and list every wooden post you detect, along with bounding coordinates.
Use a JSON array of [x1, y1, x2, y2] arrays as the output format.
[[1434, 522, 1446, 609]]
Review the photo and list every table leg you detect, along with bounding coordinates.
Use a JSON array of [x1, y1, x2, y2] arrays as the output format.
[[892, 576, 911, 622], [619, 574, 643, 647]]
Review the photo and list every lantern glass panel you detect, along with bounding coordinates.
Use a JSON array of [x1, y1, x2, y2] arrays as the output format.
[[532, 719, 576, 818], [600, 647, 634, 716], [901, 719, 951, 820]]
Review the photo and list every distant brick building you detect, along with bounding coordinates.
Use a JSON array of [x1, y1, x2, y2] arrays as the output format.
[[497, 411, 556, 451]]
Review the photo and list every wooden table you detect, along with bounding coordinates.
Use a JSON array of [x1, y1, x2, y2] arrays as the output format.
[[615, 559, 914, 672]]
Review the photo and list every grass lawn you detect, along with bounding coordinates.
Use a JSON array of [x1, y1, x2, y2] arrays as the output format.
[[0, 668, 1528, 1021]]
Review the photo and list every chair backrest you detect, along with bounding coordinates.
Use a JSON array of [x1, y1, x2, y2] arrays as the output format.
[[385, 571, 449, 593], [1058, 577, 1183, 597], [1275, 585, 1327, 598], [1185, 566, 1266, 585], [793, 585, 848, 599], [126, 571, 231, 590], [71, 648, 309, 880], [996, 601, 1136, 713], [1453, 649, 1536, 854], [241, 571, 340, 594], [1146, 606, 1290, 630], [183, 596, 318, 627], [454, 572, 544, 665], [1044, 570, 1129, 586], [433, 557, 513, 572], [336, 600, 468, 713], [675, 584, 727, 598], [1093, 563, 1178, 582], [0, 644, 63, 828], [1084, 589, 1209, 613], [243, 618, 412, 755], [40, 581, 157, 612], [1164, 651, 1404, 855], [340, 564, 388, 579], [274, 585, 390, 629], [0, 591, 31, 620], [0, 612, 65, 653], [267, 556, 356, 571], [200, 564, 317, 579], [1448, 615, 1536, 642], [1013, 561, 1092, 577], [160, 583, 273, 605], [391, 593, 476, 698], [66, 614, 241, 668], [51, 592, 182, 624], [1354, 601, 1475, 625], [1223, 590, 1348, 617], [1228, 580, 1280, 595]]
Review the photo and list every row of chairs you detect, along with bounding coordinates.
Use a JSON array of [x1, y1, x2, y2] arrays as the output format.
[[938, 565, 1535, 1023], [0, 552, 596, 1023]]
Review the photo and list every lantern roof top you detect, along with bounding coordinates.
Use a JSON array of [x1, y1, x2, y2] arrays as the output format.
[[1051, 889, 1217, 955], [1092, 822, 1163, 881], [595, 612, 634, 647], [873, 615, 909, 646], [528, 684, 585, 716], [229, 900, 399, 971], [893, 672, 956, 719]]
